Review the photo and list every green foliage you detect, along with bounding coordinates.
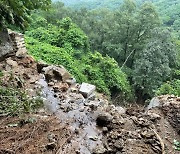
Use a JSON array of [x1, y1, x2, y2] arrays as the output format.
[[0, 0, 51, 29], [174, 140, 180, 151], [25, 36, 87, 83], [26, 36, 132, 100], [82, 52, 133, 99], [175, 40, 180, 67], [133, 28, 177, 97], [156, 80, 180, 96], [66, 0, 124, 10], [154, 0, 180, 26], [0, 86, 43, 116], [59, 0, 180, 30], [26, 17, 89, 51], [0, 71, 3, 77]]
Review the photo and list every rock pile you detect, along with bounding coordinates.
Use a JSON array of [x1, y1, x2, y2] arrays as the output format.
[[0, 29, 27, 60], [94, 95, 180, 154], [37, 61, 180, 154]]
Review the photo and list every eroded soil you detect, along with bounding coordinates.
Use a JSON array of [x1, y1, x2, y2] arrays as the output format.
[[0, 114, 71, 154]]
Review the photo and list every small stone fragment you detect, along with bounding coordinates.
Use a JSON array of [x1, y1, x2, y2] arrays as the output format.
[[147, 97, 160, 110], [6, 58, 18, 67], [89, 136, 98, 141], [16, 48, 27, 58], [37, 61, 49, 73], [93, 145, 107, 154], [66, 77, 76, 85]]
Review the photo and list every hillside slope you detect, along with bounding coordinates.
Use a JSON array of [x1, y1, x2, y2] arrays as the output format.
[[0, 30, 180, 154]]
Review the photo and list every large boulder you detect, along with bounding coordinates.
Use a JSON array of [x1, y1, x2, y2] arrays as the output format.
[[42, 65, 71, 82], [147, 97, 160, 110], [79, 83, 96, 98]]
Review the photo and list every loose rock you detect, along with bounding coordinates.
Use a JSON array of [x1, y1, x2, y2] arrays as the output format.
[[79, 82, 96, 98], [43, 65, 71, 82], [6, 57, 18, 67], [16, 48, 27, 58], [96, 112, 113, 127]]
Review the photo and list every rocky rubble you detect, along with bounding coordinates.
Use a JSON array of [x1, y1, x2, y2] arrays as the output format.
[[94, 95, 180, 154]]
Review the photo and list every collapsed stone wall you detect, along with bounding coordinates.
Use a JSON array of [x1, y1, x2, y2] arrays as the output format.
[[0, 29, 27, 60], [8, 30, 26, 52]]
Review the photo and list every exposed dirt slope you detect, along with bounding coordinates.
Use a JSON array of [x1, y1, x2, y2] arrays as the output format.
[[0, 114, 71, 154]]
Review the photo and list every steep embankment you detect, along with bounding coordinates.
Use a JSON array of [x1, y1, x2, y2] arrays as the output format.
[[0, 31, 180, 154]]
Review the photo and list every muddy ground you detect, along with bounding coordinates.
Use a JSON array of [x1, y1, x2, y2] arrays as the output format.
[[0, 114, 71, 154], [0, 54, 180, 154]]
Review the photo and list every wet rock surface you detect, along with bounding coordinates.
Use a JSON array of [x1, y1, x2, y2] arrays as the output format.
[[43, 65, 71, 82], [38, 76, 104, 154]]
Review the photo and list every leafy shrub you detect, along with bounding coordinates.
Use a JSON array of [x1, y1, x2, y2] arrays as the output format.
[[156, 79, 180, 96], [0, 86, 43, 116], [82, 52, 133, 100], [26, 17, 89, 51]]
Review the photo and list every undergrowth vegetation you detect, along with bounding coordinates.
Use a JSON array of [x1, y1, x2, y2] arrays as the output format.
[[0, 70, 43, 116], [0, 85, 43, 116], [156, 80, 180, 96]]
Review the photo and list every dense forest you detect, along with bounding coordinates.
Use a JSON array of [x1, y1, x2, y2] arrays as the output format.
[[1, 0, 179, 103]]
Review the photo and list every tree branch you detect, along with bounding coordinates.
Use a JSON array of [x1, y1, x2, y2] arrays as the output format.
[[121, 49, 135, 69]]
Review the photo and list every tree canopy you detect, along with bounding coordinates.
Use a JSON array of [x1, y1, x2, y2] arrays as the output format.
[[0, 0, 51, 29]]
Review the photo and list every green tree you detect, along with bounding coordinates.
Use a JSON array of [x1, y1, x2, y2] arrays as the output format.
[[172, 19, 180, 39], [119, 1, 160, 68], [0, 0, 51, 29], [133, 28, 177, 99]]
